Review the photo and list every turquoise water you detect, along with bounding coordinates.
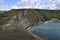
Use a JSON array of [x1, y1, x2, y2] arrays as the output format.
[[29, 21, 60, 40]]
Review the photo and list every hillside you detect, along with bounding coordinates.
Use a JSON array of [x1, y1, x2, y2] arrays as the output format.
[[0, 9, 60, 26], [0, 9, 60, 40], [0, 9, 60, 29], [40, 10, 60, 19], [0, 9, 52, 29]]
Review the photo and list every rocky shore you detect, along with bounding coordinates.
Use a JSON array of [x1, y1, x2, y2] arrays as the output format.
[[43, 18, 58, 24]]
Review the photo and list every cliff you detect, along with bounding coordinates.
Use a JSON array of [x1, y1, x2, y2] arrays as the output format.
[[0, 9, 60, 40], [1, 9, 52, 30]]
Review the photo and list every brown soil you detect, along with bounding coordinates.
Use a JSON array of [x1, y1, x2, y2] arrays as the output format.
[[0, 29, 42, 40]]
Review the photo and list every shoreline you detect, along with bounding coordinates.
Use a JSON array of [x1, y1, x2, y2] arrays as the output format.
[[43, 18, 58, 24], [26, 19, 59, 40], [27, 18, 59, 31]]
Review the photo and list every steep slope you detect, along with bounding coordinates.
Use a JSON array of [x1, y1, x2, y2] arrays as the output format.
[[0, 9, 60, 40], [0, 9, 45, 40], [0, 9, 52, 30], [0, 9, 60, 30], [0, 9, 21, 25]]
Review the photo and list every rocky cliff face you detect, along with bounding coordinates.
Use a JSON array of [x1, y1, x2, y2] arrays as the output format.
[[2, 9, 52, 30], [0, 9, 50, 40]]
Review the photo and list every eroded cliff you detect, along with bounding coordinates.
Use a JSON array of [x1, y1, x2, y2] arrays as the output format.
[[0, 9, 60, 40], [1, 9, 52, 30]]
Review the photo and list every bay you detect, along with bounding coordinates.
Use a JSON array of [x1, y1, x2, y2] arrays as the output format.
[[28, 21, 60, 40]]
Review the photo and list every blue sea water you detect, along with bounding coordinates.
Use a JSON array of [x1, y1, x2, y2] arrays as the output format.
[[29, 21, 60, 40]]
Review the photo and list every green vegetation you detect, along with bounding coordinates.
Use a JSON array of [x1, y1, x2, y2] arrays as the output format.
[[40, 10, 60, 19], [0, 9, 60, 26], [0, 9, 21, 25]]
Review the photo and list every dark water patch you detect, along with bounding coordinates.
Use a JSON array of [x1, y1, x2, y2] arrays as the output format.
[[29, 21, 60, 40]]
